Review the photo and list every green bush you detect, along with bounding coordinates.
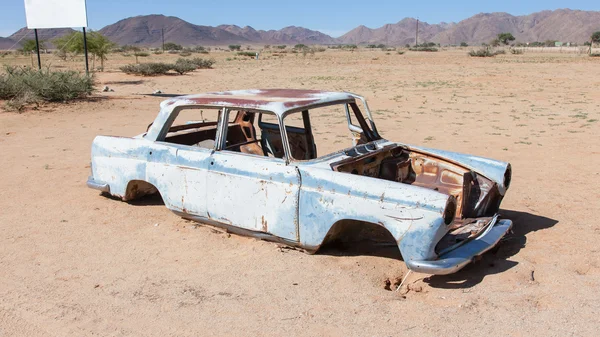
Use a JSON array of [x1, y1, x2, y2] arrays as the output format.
[[0, 66, 94, 111], [409, 46, 438, 52], [120, 63, 172, 76], [468, 47, 504, 57], [189, 57, 216, 69], [229, 45, 241, 51], [179, 51, 192, 57], [120, 58, 216, 76], [237, 51, 257, 57], [510, 49, 524, 55], [173, 59, 196, 74], [164, 42, 183, 51], [590, 53, 600, 57]]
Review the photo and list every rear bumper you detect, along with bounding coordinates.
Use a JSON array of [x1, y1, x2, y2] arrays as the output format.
[[87, 176, 110, 193], [405, 217, 513, 275]]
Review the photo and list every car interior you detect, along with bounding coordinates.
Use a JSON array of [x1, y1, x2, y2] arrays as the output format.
[[160, 103, 378, 161], [161, 109, 317, 160]]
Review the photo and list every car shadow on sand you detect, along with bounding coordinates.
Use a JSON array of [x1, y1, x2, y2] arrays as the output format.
[[316, 209, 557, 289], [423, 209, 558, 289], [121, 193, 557, 288]]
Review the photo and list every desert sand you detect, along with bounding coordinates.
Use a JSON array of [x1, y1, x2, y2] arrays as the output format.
[[1, 49, 599, 336]]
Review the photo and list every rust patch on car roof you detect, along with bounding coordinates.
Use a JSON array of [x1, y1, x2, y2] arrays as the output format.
[[161, 89, 355, 114]]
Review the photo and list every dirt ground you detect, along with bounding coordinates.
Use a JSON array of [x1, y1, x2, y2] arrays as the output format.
[[1, 49, 599, 336]]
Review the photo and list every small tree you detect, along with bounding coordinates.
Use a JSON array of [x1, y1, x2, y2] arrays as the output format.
[[497, 33, 515, 45], [228, 44, 241, 51], [590, 31, 600, 55], [53, 31, 116, 71], [21, 39, 45, 53], [460, 42, 468, 47]]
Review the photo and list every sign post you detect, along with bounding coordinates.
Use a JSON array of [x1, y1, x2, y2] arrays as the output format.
[[23, 0, 88, 72], [34, 28, 41, 69], [82, 27, 89, 75]]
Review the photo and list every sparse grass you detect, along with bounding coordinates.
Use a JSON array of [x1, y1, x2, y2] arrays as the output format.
[[0, 66, 95, 111]]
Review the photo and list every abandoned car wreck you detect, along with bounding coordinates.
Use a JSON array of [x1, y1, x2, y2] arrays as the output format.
[[87, 89, 513, 275]]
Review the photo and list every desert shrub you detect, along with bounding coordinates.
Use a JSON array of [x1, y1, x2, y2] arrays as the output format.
[[173, 59, 197, 74], [460, 42, 468, 47], [397, 50, 405, 55], [409, 46, 438, 52], [294, 44, 307, 50], [468, 47, 504, 57], [179, 51, 192, 57], [189, 57, 215, 69], [495, 49, 506, 55], [120, 63, 172, 76], [237, 51, 257, 57], [590, 53, 600, 57], [164, 42, 183, 51], [153, 50, 163, 55], [0, 66, 94, 111], [510, 49, 524, 55], [312, 47, 326, 52], [229, 45, 241, 51]]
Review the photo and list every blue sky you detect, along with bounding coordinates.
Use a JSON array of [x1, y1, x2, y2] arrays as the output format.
[[1, 0, 599, 38]]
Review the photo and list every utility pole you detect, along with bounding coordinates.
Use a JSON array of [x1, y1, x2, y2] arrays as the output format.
[[415, 19, 419, 47], [162, 28, 165, 52]]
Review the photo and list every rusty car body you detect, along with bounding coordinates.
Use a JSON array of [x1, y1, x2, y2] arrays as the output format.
[[87, 89, 513, 275]]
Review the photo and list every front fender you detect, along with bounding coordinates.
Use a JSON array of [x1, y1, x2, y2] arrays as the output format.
[[297, 167, 451, 251]]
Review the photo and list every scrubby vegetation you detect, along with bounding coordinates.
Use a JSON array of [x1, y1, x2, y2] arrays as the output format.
[[0, 66, 94, 111], [237, 51, 257, 58], [409, 43, 439, 52], [468, 47, 505, 57], [172, 59, 197, 74], [510, 48, 524, 55], [163, 42, 183, 51], [119, 57, 215, 76], [409, 46, 438, 52]]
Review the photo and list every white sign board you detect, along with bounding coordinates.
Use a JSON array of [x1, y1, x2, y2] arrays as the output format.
[[24, 0, 88, 29]]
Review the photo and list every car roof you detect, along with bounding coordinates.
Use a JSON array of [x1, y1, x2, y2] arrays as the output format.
[[160, 89, 356, 115]]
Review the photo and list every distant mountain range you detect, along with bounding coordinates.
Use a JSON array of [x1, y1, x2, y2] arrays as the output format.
[[1, 9, 599, 50]]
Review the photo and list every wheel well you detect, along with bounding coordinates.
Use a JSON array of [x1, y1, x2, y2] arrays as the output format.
[[124, 180, 159, 201], [317, 219, 401, 258]]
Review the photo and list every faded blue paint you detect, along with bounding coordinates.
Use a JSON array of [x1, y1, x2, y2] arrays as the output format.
[[88, 91, 514, 275]]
